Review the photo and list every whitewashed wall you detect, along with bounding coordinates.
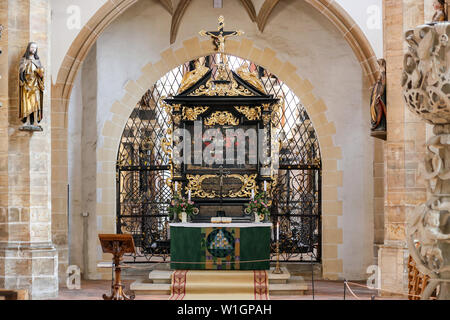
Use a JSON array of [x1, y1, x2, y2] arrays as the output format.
[[51, 0, 384, 81]]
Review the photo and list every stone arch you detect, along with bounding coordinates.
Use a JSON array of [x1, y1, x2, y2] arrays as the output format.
[[53, 0, 378, 106], [94, 38, 344, 280]]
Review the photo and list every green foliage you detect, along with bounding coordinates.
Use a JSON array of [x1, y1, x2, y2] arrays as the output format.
[[246, 192, 270, 218], [168, 194, 196, 220]]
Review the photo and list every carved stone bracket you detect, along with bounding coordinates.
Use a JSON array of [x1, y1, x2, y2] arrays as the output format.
[[403, 22, 450, 300]]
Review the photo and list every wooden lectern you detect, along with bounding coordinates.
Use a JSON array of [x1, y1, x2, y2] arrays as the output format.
[[99, 234, 136, 300]]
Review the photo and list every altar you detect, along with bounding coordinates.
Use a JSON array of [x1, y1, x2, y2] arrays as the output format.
[[170, 223, 272, 270], [163, 18, 280, 273]]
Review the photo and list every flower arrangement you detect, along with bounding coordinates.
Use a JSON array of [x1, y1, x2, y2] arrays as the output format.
[[245, 192, 270, 221], [168, 194, 198, 221]]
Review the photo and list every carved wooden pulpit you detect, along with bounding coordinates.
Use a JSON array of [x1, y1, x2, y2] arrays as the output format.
[[99, 234, 136, 300]]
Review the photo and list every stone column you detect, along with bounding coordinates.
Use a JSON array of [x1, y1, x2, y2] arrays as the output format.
[[0, 0, 58, 299], [403, 21, 450, 300], [378, 0, 427, 296]]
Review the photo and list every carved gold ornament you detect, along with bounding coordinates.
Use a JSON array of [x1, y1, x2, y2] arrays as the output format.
[[189, 78, 253, 97], [186, 174, 257, 198], [182, 106, 209, 121], [178, 62, 209, 94], [236, 63, 266, 93], [161, 127, 174, 190], [173, 114, 181, 125], [271, 99, 283, 127], [204, 111, 239, 126], [234, 106, 261, 120]]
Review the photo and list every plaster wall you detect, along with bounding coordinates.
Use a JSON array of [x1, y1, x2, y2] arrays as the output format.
[[50, 0, 383, 83], [67, 0, 374, 279], [68, 44, 98, 276]]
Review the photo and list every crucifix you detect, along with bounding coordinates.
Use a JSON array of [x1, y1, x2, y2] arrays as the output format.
[[199, 16, 244, 63], [216, 165, 231, 217]]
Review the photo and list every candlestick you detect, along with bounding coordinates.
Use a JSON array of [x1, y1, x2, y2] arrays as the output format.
[[276, 221, 280, 241], [251, 189, 255, 200], [272, 238, 282, 274], [174, 182, 178, 192], [188, 189, 191, 201], [264, 181, 267, 192]]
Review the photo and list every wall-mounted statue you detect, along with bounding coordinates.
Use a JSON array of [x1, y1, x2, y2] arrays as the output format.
[[432, 0, 447, 23], [370, 59, 387, 140], [19, 42, 44, 131]]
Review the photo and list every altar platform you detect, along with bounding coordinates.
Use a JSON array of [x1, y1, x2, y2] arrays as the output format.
[[170, 223, 272, 270], [129, 268, 308, 297]]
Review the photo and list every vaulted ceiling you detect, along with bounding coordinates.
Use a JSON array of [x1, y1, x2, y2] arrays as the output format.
[[162, 0, 282, 44]]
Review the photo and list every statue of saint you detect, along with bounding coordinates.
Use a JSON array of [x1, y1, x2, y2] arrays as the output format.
[[178, 60, 209, 94], [19, 42, 44, 127], [370, 59, 387, 138], [432, 0, 447, 23], [237, 63, 266, 93]]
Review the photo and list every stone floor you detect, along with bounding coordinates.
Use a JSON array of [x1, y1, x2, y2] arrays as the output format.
[[54, 280, 407, 300]]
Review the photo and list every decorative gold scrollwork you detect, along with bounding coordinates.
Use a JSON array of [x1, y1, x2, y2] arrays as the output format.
[[187, 174, 257, 198], [234, 106, 261, 120], [189, 78, 253, 97], [173, 114, 181, 125], [161, 126, 174, 189], [204, 111, 239, 126], [162, 103, 172, 124], [262, 114, 271, 125], [182, 106, 209, 121]]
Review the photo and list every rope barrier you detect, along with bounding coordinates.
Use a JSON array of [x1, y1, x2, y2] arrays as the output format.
[[344, 281, 361, 300], [345, 281, 439, 300]]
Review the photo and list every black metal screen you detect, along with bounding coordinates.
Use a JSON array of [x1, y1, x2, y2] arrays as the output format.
[[116, 54, 321, 262]]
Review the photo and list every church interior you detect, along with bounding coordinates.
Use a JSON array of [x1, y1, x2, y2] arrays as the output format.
[[0, 0, 449, 302]]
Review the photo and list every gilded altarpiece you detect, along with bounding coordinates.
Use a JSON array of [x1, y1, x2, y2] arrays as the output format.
[[163, 66, 279, 222], [116, 54, 322, 263]]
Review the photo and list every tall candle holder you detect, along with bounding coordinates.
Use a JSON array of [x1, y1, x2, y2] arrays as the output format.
[[272, 220, 282, 274], [272, 239, 282, 274]]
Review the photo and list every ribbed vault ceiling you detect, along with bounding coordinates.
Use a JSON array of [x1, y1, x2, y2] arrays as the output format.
[[162, 0, 281, 44]]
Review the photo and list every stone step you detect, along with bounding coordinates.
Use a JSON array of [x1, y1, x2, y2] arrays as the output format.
[[149, 270, 173, 284], [130, 279, 308, 296], [269, 282, 308, 296], [131, 268, 308, 296], [146, 268, 293, 284], [130, 281, 171, 295]]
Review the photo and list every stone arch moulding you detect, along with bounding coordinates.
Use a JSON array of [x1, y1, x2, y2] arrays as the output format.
[[95, 38, 344, 280], [53, 0, 379, 107]]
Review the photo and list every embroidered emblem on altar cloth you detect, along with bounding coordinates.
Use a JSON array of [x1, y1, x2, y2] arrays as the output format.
[[202, 227, 240, 270]]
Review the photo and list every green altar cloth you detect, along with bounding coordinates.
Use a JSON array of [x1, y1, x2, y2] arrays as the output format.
[[170, 223, 272, 270]]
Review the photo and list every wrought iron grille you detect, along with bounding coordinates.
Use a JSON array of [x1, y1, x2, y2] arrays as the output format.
[[117, 54, 322, 262]]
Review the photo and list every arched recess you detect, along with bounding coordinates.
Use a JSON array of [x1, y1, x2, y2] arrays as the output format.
[[115, 54, 322, 264], [93, 38, 344, 280]]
